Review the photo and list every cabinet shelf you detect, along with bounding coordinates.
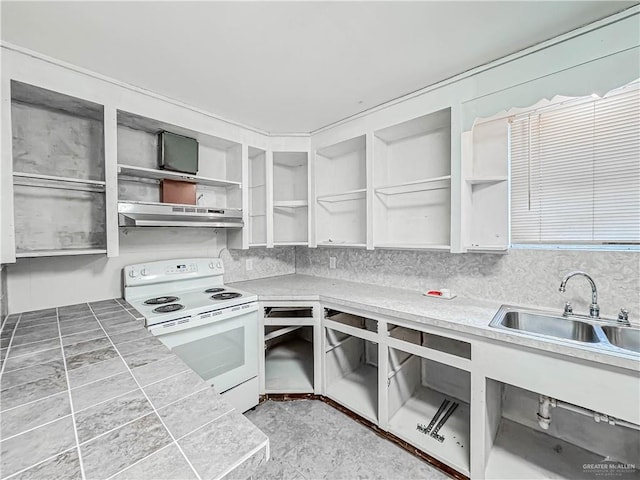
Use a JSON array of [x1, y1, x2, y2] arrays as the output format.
[[465, 245, 509, 253], [317, 241, 366, 248], [13, 172, 106, 193], [374, 176, 451, 196], [375, 243, 450, 251], [16, 248, 107, 258], [316, 188, 366, 203], [117, 164, 241, 188], [273, 200, 308, 208], [465, 176, 508, 185]]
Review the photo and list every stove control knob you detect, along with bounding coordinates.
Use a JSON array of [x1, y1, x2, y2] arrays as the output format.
[[128, 269, 139, 278], [216, 261, 222, 268], [141, 269, 149, 276], [209, 262, 215, 269]]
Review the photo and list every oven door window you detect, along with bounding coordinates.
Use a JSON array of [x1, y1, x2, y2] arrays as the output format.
[[152, 310, 258, 393], [172, 326, 245, 381]]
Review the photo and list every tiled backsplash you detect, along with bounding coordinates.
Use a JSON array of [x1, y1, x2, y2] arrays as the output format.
[[295, 247, 640, 324]]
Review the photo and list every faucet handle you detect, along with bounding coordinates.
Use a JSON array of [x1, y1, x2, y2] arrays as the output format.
[[563, 302, 573, 317], [618, 308, 629, 324]]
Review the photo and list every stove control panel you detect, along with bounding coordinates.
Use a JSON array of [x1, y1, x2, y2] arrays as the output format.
[[166, 263, 198, 275], [123, 258, 225, 288]]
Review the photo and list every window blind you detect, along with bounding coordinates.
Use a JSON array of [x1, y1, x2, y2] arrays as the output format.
[[510, 86, 640, 245]]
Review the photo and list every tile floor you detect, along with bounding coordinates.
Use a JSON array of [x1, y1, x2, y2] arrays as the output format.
[[245, 400, 451, 480]]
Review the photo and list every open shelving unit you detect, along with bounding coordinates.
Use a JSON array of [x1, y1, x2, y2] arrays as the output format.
[[373, 109, 452, 250], [116, 109, 242, 211], [315, 135, 367, 247], [248, 147, 267, 246], [10, 81, 108, 258], [461, 118, 510, 252], [272, 152, 309, 245], [324, 310, 379, 423]]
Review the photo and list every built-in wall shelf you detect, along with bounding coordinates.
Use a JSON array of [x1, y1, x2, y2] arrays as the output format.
[[16, 248, 107, 258], [316, 188, 366, 203], [117, 164, 241, 188], [465, 176, 508, 185], [273, 200, 308, 208], [374, 176, 451, 196], [465, 245, 509, 253], [317, 242, 367, 248], [13, 172, 106, 187], [375, 244, 451, 251]]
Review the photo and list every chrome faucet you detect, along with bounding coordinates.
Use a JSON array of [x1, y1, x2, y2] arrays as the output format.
[[559, 271, 600, 319]]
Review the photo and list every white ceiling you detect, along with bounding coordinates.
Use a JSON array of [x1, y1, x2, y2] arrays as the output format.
[[1, 1, 636, 133]]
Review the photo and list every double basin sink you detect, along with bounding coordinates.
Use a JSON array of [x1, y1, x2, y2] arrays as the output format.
[[490, 306, 640, 355]]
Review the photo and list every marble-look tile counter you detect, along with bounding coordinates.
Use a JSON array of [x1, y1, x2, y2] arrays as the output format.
[[230, 274, 640, 372], [0, 299, 268, 480]]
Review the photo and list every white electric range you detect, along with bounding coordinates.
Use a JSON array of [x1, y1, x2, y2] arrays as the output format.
[[123, 258, 259, 412]]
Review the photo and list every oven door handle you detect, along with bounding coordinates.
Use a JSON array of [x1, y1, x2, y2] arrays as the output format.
[[148, 302, 258, 335]]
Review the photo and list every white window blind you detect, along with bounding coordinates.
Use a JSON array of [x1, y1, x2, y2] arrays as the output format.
[[510, 86, 640, 245]]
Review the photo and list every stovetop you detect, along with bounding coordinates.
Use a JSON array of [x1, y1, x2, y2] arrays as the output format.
[[128, 285, 257, 326]]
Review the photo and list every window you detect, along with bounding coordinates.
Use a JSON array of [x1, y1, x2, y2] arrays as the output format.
[[510, 85, 640, 246]]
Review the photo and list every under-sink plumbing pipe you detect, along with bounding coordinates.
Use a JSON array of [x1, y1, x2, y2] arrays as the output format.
[[537, 395, 640, 431]]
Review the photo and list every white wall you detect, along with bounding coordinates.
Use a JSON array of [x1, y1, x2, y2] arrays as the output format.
[[6, 229, 295, 313]]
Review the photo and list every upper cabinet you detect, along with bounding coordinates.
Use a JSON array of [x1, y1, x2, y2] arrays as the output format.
[[272, 151, 309, 246], [116, 110, 242, 210], [461, 117, 510, 252], [315, 136, 367, 247], [373, 109, 452, 250], [248, 146, 268, 247], [9, 81, 109, 258]]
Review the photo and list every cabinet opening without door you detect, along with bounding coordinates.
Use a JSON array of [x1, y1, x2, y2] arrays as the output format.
[[387, 348, 471, 475], [265, 325, 314, 393], [10, 81, 107, 257], [272, 152, 309, 245], [324, 309, 379, 423], [484, 380, 640, 480]]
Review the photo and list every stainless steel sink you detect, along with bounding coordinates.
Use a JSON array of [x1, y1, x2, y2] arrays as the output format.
[[602, 326, 640, 353], [490, 305, 639, 355], [498, 311, 599, 343]]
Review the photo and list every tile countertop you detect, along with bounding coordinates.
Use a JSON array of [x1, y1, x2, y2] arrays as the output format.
[[0, 299, 268, 480], [230, 274, 640, 372]]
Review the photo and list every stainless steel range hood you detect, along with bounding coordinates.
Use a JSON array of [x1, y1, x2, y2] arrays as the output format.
[[118, 201, 243, 228]]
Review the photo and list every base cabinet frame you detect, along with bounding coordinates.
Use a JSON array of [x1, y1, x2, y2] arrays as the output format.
[[258, 299, 639, 480]]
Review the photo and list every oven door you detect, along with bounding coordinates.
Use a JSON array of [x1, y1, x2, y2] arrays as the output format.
[[148, 303, 258, 394]]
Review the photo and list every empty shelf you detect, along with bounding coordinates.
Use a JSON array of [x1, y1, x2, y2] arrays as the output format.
[[265, 338, 314, 393], [375, 176, 451, 195], [118, 164, 240, 188], [327, 363, 378, 422], [317, 188, 366, 203]]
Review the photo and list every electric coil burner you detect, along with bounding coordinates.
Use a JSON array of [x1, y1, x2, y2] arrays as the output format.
[[211, 292, 242, 301], [153, 304, 184, 313], [205, 287, 225, 293], [144, 296, 179, 305]]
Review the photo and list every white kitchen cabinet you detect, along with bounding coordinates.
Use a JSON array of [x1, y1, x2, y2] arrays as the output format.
[[461, 117, 510, 253], [315, 135, 367, 247], [272, 151, 309, 246], [9, 81, 109, 259], [373, 109, 452, 250], [324, 310, 379, 423], [260, 302, 321, 394], [248, 146, 268, 247], [116, 110, 243, 210]]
